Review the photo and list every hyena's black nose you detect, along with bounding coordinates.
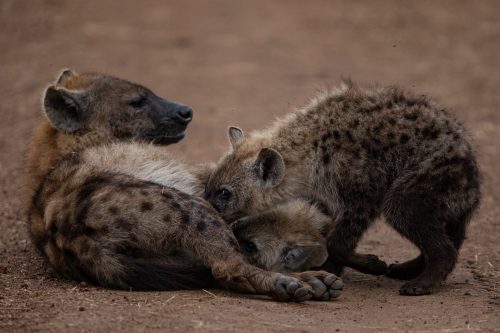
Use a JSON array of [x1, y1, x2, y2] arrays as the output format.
[[175, 105, 193, 124]]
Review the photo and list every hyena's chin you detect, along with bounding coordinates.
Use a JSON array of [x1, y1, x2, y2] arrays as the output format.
[[151, 131, 186, 145], [142, 127, 187, 145]]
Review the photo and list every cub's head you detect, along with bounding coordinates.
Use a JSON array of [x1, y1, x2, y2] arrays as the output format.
[[230, 200, 329, 272], [204, 127, 286, 221], [42, 69, 192, 145]]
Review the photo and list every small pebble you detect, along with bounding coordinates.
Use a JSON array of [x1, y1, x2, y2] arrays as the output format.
[[78, 306, 85, 311]]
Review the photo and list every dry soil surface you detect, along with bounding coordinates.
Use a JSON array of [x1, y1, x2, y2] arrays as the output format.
[[1, 1, 499, 332]]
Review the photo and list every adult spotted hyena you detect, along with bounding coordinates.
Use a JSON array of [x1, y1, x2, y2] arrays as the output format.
[[204, 81, 480, 295], [24, 69, 342, 301]]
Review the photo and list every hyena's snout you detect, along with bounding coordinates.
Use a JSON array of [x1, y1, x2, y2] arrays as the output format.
[[146, 99, 193, 144]]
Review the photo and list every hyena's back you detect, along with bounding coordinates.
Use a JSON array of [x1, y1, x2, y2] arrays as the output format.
[[29, 150, 218, 290]]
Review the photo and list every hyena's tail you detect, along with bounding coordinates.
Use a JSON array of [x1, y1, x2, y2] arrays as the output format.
[[118, 256, 215, 291]]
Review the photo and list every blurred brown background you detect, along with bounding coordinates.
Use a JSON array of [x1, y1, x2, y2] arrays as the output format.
[[1, 1, 499, 332]]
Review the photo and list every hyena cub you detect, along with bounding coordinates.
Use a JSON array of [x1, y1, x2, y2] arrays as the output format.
[[205, 82, 480, 295], [230, 200, 330, 272], [25, 69, 342, 301]]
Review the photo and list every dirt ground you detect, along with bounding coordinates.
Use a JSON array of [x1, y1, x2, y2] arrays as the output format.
[[1, 0, 499, 332]]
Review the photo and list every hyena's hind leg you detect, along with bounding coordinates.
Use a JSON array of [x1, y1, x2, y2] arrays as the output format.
[[383, 159, 479, 295], [384, 197, 457, 296]]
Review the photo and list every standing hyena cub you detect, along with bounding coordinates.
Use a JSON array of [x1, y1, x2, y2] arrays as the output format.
[[205, 81, 480, 295], [24, 69, 342, 301]]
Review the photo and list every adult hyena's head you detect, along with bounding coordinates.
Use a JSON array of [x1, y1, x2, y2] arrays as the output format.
[[204, 127, 286, 221], [230, 200, 329, 272], [42, 69, 193, 145]]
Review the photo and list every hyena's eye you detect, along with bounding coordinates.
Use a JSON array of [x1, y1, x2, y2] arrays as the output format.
[[242, 240, 257, 253], [128, 95, 147, 109], [217, 188, 232, 201]]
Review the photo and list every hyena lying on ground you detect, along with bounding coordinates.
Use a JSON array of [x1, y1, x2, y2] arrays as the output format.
[[24, 70, 343, 301], [230, 199, 330, 273], [204, 82, 480, 295]]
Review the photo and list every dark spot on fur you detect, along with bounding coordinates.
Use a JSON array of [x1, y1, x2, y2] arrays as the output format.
[[313, 140, 318, 148], [172, 202, 181, 210], [345, 130, 354, 142], [422, 126, 440, 140], [323, 154, 331, 165], [211, 219, 222, 227], [387, 132, 395, 140], [84, 226, 96, 236], [109, 206, 119, 215], [196, 221, 206, 232], [350, 119, 360, 129], [332, 130, 341, 140], [180, 211, 190, 224], [388, 118, 396, 126], [141, 202, 153, 212], [140, 190, 149, 196], [115, 218, 134, 231], [400, 134, 410, 144], [163, 215, 171, 223], [50, 221, 58, 235], [373, 123, 385, 133], [404, 112, 419, 121]]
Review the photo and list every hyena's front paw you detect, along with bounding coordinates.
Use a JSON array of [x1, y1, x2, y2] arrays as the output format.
[[292, 271, 344, 301], [271, 274, 314, 302]]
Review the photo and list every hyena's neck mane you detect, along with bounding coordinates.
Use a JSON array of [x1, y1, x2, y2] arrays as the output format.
[[24, 120, 109, 206]]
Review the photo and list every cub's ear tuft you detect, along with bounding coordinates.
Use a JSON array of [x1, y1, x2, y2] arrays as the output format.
[[43, 86, 86, 133], [56, 68, 76, 84], [228, 126, 244, 149], [253, 148, 285, 188]]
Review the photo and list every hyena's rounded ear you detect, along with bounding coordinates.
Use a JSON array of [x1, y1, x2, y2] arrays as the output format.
[[284, 243, 328, 271], [55, 68, 76, 84], [228, 126, 244, 150], [43, 86, 86, 133], [253, 148, 285, 188]]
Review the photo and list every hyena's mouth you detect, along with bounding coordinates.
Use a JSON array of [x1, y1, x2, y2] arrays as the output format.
[[150, 131, 186, 145], [143, 125, 187, 145]]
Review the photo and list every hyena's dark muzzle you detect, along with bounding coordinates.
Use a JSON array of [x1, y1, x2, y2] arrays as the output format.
[[145, 98, 193, 145]]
